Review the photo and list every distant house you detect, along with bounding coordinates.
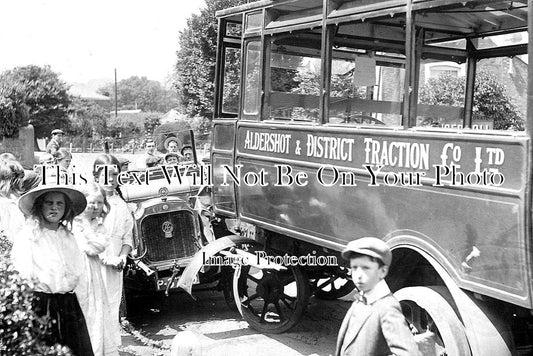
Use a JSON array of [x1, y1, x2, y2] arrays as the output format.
[[69, 82, 112, 110]]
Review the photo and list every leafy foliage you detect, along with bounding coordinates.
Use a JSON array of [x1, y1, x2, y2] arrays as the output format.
[[173, 0, 248, 118], [68, 97, 109, 138], [0, 233, 72, 355], [107, 112, 162, 139], [473, 71, 524, 130], [186, 116, 212, 146], [419, 71, 524, 130], [221, 48, 241, 114], [0, 92, 29, 138], [144, 115, 161, 135], [0, 65, 71, 139], [98, 76, 177, 113]]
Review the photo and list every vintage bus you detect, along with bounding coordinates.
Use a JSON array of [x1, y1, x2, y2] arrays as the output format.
[[177, 0, 533, 355]]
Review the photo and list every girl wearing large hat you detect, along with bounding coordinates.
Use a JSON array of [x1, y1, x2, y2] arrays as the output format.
[[11, 185, 94, 356]]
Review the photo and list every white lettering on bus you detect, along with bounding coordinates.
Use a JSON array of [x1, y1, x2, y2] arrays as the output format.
[[243, 130, 292, 154], [363, 138, 429, 170], [306, 135, 355, 161]]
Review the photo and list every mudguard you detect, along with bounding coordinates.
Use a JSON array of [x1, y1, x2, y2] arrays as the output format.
[[176, 234, 258, 295]]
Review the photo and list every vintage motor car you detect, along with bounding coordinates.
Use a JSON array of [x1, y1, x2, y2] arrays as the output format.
[[118, 129, 219, 310]]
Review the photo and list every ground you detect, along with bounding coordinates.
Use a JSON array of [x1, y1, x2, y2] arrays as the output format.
[[119, 288, 353, 356]]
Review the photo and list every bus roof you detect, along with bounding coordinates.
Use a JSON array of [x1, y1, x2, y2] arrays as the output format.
[[216, 0, 528, 39]]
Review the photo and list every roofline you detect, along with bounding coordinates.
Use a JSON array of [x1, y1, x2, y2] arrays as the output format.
[[215, 0, 515, 21], [216, 0, 282, 18]]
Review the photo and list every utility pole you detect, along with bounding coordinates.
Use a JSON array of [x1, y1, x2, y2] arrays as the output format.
[[114, 68, 118, 118]]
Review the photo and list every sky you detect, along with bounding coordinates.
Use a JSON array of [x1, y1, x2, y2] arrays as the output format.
[[0, 0, 205, 85]]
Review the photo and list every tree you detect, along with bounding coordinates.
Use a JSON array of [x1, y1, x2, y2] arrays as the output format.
[[98, 76, 177, 113], [0, 65, 71, 140], [144, 114, 161, 134], [419, 71, 524, 130], [67, 97, 109, 151], [68, 97, 108, 138], [173, 0, 248, 118], [0, 91, 29, 138]]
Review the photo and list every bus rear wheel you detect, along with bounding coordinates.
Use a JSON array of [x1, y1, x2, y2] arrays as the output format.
[[394, 286, 471, 356], [233, 254, 310, 334], [312, 267, 355, 300]]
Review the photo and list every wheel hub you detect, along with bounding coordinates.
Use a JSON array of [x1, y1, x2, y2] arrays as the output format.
[[256, 273, 283, 301]]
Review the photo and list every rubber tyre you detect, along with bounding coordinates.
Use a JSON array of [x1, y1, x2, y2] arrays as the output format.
[[394, 286, 471, 356], [221, 266, 239, 312]]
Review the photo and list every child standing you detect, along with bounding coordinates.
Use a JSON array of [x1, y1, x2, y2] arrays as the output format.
[[73, 183, 119, 356], [56, 148, 73, 173], [93, 154, 133, 350], [0, 157, 26, 243], [335, 237, 419, 356], [11, 185, 94, 356]]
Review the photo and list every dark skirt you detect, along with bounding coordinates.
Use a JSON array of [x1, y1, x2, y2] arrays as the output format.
[[33, 292, 94, 356]]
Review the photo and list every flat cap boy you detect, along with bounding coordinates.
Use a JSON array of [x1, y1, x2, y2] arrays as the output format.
[[335, 237, 420, 356]]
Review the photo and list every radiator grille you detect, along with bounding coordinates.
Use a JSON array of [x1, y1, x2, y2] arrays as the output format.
[[141, 211, 198, 261]]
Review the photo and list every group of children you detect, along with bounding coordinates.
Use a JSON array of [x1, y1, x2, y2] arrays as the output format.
[[1, 153, 132, 356]]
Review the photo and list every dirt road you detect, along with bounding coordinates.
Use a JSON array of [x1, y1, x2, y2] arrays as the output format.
[[119, 289, 352, 356]]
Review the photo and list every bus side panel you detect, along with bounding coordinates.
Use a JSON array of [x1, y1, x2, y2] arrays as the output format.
[[231, 123, 530, 308]]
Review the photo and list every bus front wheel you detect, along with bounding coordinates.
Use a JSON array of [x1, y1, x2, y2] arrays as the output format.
[[233, 251, 310, 334]]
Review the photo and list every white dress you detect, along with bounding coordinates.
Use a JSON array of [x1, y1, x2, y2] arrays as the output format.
[[99, 194, 134, 349], [73, 217, 119, 356]]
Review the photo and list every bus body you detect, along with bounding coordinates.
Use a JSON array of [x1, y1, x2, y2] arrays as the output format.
[[186, 0, 533, 354]]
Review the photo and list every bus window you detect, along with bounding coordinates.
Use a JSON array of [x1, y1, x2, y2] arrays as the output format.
[[416, 34, 527, 131], [328, 23, 405, 126], [472, 56, 526, 131], [329, 55, 404, 126], [242, 40, 261, 118], [222, 47, 241, 114], [266, 30, 322, 122], [226, 22, 242, 38], [245, 11, 262, 33], [416, 58, 466, 128]]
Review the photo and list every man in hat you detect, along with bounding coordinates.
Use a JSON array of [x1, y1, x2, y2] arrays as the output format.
[[46, 129, 65, 158], [335, 237, 419, 356]]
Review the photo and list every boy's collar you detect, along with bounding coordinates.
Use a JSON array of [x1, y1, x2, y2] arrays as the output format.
[[359, 279, 391, 305]]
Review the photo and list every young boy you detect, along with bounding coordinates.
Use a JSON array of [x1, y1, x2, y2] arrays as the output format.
[[335, 237, 420, 356]]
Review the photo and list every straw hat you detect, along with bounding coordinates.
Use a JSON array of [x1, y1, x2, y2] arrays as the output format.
[[18, 185, 87, 216]]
